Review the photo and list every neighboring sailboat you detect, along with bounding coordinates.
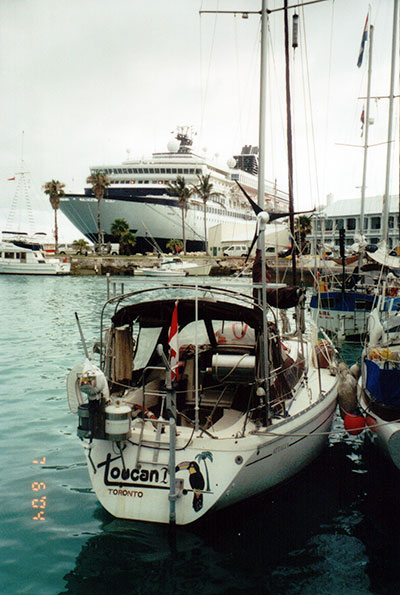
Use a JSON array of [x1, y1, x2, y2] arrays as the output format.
[[357, 0, 400, 469], [67, 2, 338, 525], [310, 9, 400, 340]]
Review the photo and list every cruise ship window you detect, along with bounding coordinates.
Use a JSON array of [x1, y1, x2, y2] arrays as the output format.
[[347, 218, 356, 231], [364, 217, 368, 230], [138, 169, 143, 173], [335, 219, 343, 230], [177, 169, 183, 173], [325, 220, 333, 231], [122, 168, 128, 173], [389, 216, 394, 228], [166, 169, 171, 173], [154, 168, 160, 173], [149, 169, 154, 173], [189, 169, 194, 173]]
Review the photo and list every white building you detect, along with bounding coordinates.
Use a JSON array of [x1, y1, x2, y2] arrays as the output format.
[[208, 222, 290, 257], [311, 195, 400, 249]]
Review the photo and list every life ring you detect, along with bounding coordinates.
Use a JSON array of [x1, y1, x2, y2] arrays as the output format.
[[133, 404, 158, 428], [232, 322, 248, 340]]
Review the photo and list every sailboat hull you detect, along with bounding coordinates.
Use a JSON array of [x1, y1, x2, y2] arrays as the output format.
[[83, 374, 337, 525]]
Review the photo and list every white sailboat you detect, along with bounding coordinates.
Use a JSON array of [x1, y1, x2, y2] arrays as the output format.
[[67, 2, 338, 525]]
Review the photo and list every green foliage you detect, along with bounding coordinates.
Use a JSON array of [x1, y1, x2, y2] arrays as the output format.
[[166, 239, 183, 254], [72, 238, 90, 254], [42, 179, 65, 252], [111, 218, 130, 240], [166, 176, 193, 254], [119, 231, 136, 255]]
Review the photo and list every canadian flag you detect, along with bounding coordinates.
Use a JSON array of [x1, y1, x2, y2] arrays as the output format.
[[168, 300, 179, 381]]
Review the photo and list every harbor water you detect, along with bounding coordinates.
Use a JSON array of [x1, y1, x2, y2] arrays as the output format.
[[1, 275, 400, 594]]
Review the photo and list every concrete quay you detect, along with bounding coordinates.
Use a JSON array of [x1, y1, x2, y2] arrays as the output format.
[[66, 254, 342, 287]]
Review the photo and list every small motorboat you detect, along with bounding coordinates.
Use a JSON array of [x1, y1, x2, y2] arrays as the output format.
[[134, 256, 212, 277]]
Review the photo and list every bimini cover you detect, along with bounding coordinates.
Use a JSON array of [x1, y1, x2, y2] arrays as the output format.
[[365, 359, 400, 406]]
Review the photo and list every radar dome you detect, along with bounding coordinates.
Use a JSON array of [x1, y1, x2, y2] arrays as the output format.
[[167, 138, 180, 153], [227, 157, 236, 169]]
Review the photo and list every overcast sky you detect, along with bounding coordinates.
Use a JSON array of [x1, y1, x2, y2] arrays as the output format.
[[0, 0, 398, 241]]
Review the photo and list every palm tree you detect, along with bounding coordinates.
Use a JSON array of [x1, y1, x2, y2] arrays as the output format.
[[111, 218, 129, 241], [119, 231, 136, 256], [43, 180, 65, 253], [195, 451, 214, 492], [86, 170, 111, 250], [72, 238, 90, 255], [295, 215, 312, 254], [166, 176, 193, 255], [192, 174, 222, 255], [166, 238, 183, 254]]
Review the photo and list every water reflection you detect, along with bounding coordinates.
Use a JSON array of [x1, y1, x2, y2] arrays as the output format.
[[61, 438, 375, 594]]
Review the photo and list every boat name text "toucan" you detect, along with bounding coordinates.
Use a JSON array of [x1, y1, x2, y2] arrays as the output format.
[[98, 453, 169, 488]]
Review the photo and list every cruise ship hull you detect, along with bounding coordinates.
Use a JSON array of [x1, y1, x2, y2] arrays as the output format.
[[60, 192, 256, 253]]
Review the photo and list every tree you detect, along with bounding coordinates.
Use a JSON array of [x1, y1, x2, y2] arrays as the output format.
[[166, 238, 183, 254], [195, 451, 213, 492], [295, 215, 312, 254], [119, 231, 136, 256], [86, 170, 111, 250], [72, 238, 90, 255], [166, 176, 193, 255], [192, 174, 222, 255], [43, 180, 65, 253], [111, 218, 130, 241]]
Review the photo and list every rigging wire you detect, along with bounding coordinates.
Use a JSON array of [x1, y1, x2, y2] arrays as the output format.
[[199, 0, 219, 144]]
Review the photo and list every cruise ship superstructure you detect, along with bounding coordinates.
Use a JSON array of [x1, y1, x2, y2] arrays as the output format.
[[60, 127, 289, 252]]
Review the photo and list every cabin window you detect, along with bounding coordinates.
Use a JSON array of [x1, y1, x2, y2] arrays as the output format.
[[389, 216, 394, 229], [320, 298, 336, 309], [335, 219, 343, 230], [355, 300, 373, 311], [324, 220, 333, 231], [154, 168, 160, 173], [5, 252, 14, 258], [364, 217, 368, 230], [371, 217, 380, 230], [347, 218, 356, 231]]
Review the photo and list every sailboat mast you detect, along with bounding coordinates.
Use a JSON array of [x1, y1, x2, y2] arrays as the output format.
[[359, 23, 374, 249], [283, 0, 296, 285], [258, 0, 271, 419], [381, 0, 399, 244]]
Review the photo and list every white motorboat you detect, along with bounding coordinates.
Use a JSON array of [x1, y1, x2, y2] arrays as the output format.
[[134, 256, 212, 277], [0, 240, 70, 275]]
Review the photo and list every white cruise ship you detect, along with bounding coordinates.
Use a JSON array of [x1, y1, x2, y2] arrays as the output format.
[[60, 127, 289, 252]]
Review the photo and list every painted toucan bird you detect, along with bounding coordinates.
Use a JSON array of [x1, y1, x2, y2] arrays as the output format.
[[176, 461, 205, 512]]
